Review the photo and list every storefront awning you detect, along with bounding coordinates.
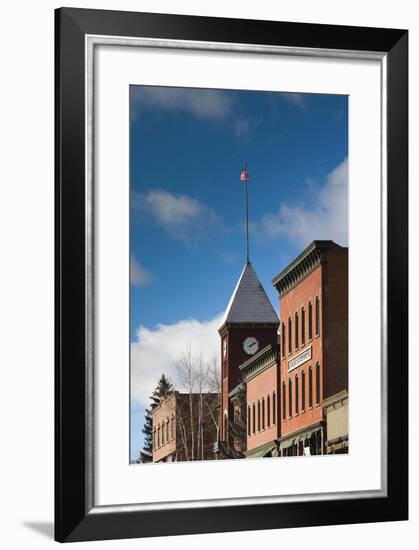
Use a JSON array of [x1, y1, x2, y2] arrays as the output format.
[[246, 442, 277, 458], [280, 427, 320, 450]]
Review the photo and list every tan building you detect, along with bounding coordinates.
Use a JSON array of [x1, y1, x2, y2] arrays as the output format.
[[152, 392, 218, 463], [323, 390, 349, 454]]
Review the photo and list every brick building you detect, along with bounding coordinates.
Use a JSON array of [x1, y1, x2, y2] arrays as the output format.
[[217, 262, 279, 456], [216, 241, 348, 459], [272, 240, 348, 456], [152, 392, 218, 463], [240, 344, 280, 458]]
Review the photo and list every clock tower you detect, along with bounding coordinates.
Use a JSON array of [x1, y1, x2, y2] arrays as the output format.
[[218, 261, 279, 447]]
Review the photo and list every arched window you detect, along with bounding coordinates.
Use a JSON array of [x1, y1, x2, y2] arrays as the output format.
[[257, 400, 261, 431], [302, 370, 306, 411], [316, 362, 321, 404], [153, 429, 156, 451], [166, 419, 169, 442], [272, 391, 276, 424], [309, 367, 313, 408], [262, 398, 265, 430], [252, 403, 256, 434], [315, 296, 320, 336], [267, 394, 271, 427], [282, 383, 286, 420], [162, 422, 165, 445], [295, 311, 299, 349], [301, 306, 305, 345], [308, 301, 313, 340], [288, 379, 292, 418], [157, 426, 160, 447], [288, 317, 292, 354], [282, 323, 286, 357], [248, 406, 251, 436], [295, 374, 299, 414]]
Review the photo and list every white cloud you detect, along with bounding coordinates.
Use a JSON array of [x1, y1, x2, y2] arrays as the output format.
[[131, 314, 223, 406], [133, 87, 234, 120], [131, 256, 153, 287], [143, 190, 202, 227], [259, 158, 348, 248], [134, 189, 221, 247]]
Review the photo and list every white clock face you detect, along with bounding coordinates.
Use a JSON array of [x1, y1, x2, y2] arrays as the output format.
[[243, 336, 259, 355]]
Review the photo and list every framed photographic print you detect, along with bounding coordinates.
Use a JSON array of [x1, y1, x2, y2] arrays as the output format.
[[55, 7, 408, 542]]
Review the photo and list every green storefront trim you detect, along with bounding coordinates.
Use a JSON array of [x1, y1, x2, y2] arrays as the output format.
[[279, 425, 322, 450], [246, 441, 278, 458]]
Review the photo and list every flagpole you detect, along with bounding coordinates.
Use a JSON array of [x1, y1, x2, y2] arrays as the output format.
[[245, 174, 249, 264]]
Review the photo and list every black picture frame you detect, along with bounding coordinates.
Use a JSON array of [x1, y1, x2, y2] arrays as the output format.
[[55, 7, 408, 543]]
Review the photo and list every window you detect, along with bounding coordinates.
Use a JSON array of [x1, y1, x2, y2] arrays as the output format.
[[262, 398, 265, 430], [171, 417, 175, 439], [302, 370, 306, 411], [288, 317, 292, 354], [282, 383, 286, 420], [162, 422, 165, 445], [282, 323, 285, 357], [295, 311, 299, 349], [301, 307, 305, 345], [248, 406, 251, 436], [157, 426, 160, 447], [153, 429, 156, 450], [315, 296, 320, 336], [267, 394, 271, 427], [257, 400, 261, 431], [295, 375, 299, 414], [308, 301, 313, 340], [316, 362, 321, 404], [288, 379, 292, 418], [272, 391, 276, 424], [252, 403, 256, 434], [309, 367, 313, 408]]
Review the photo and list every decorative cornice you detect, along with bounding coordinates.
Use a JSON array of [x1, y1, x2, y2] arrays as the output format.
[[218, 321, 279, 335], [239, 344, 278, 382], [272, 240, 344, 297]]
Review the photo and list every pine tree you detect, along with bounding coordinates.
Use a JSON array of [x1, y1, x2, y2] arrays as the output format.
[[140, 374, 174, 458], [150, 374, 174, 409]]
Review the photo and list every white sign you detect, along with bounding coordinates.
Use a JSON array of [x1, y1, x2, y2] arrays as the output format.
[[288, 346, 312, 372]]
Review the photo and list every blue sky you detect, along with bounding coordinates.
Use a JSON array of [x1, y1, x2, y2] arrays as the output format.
[[130, 85, 348, 462]]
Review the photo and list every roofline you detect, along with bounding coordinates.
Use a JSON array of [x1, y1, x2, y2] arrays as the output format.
[[219, 262, 279, 330], [239, 344, 278, 381], [272, 240, 347, 295], [218, 320, 279, 334]]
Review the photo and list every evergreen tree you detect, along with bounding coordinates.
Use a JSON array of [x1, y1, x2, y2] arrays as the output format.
[[140, 374, 174, 458], [150, 374, 174, 409]]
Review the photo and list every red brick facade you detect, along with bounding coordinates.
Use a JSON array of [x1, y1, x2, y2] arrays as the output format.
[[273, 241, 348, 456]]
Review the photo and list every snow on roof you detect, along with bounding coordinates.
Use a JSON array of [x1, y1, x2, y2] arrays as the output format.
[[219, 262, 279, 329]]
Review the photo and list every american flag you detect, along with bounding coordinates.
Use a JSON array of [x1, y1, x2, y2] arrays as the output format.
[[240, 164, 249, 182]]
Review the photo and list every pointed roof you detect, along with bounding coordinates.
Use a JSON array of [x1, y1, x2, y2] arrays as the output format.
[[219, 262, 279, 329]]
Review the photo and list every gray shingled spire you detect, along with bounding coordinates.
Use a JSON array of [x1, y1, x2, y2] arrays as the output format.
[[220, 263, 279, 327]]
